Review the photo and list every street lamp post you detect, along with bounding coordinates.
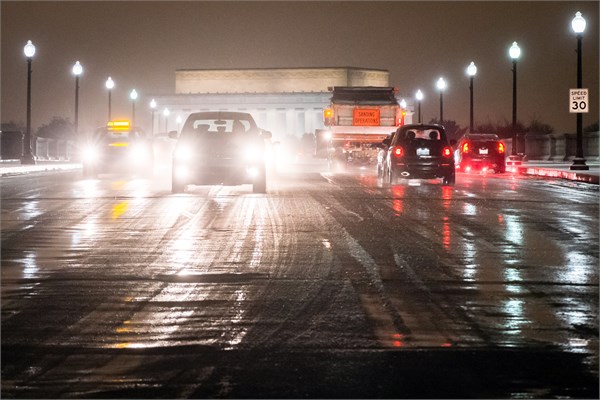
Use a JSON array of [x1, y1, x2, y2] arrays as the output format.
[[570, 11, 589, 170], [466, 62, 477, 132], [415, 90, 423, 123], [436, 77, 446, 124], [72, 61, 83, 136], [22, 40, 36, 164], [163, 108, 170, 132], [149, 99, 157, 136], [130, 89, 138, 128], [105, 77, 114, 122], [509, 42, 521, 158], [399, 99, 407, 125]]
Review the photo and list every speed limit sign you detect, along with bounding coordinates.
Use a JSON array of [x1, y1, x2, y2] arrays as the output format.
[[570, 89, 589, 113]]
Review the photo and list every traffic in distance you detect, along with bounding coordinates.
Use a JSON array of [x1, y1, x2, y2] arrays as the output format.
[[80, 86, 525, 188]]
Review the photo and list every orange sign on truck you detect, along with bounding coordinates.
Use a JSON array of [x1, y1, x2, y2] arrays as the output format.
[[353, 109, 380, 126]]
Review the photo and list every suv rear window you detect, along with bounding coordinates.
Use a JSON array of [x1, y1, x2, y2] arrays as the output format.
[[186, 118, 254, 136]]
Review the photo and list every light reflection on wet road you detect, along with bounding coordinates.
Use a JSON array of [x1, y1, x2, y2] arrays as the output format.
[[1, 163, 598, 398]]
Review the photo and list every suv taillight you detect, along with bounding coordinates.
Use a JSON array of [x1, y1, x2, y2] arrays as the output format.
[[498, 142, 505, 154], [442, 147, 452, 157], [393, 147, 404, 157]]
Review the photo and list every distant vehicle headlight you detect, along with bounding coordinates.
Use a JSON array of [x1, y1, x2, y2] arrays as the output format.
[[174, 147, 193, 161], [243, 146, 263, 162], [82, 145, 99, 163], [130, 144, 148, 164]]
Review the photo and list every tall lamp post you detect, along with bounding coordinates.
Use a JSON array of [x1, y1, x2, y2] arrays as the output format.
[[163, 108, 170, 132], [22, 40, 36, 164], [149, 99, 157, 135], [509, 42, 521, 159], [436, 77, 446, 124], [466, 61, 477, 132], [105, 77, 114, 122], [130, 89, 138, 128], [72, 61, 83, 136], [415, 90, 423, 123], [570, 11, 589, 170]]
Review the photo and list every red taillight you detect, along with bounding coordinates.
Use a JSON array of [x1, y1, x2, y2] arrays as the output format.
[[462, 142, 470, 153], [498, 142, 505, 154], [442, 147, 452, 157], [393, 147, 404, 157]]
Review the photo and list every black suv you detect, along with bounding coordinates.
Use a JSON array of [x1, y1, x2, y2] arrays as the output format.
[[380, 124, 455, 185], [171, 111, 271, 193], [454, 133, 506, 173]]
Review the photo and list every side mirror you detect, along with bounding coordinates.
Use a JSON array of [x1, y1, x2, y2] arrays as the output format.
[[168, 130, 179, 139], [382, 138, 391, 146], [261, 130, 272, 140]]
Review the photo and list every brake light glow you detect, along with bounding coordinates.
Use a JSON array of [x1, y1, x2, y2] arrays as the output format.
[[393, 147, 404, 157], [498, 142, 505, 154], [462, 142, 470, 153], [442, 147, 452, 157]]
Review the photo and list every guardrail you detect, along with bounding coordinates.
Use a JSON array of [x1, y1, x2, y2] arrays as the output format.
[[1, 132, 77, 161]]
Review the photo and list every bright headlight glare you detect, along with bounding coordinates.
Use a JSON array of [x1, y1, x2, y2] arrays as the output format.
[[175, 147, 192, 161], [175, 165, 190, 180], [323, 131, 332, 140], [83, 146, 99, 162], [246, 166, 260, 177], [130, 145, 147, 163], [243, 146, 262, 162]]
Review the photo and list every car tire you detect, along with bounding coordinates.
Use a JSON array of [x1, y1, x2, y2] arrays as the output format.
[[83, 164, 96, 179], [172, 172, 186, 193], [253, 169, 267, 194], [443, 172, 455, 185]]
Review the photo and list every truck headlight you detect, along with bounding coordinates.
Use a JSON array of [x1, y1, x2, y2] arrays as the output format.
[[82, 145, 99, 163], [174, 147, 193, 161]]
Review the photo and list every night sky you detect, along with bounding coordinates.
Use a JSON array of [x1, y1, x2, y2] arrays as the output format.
[[1, 1, 598, 135]]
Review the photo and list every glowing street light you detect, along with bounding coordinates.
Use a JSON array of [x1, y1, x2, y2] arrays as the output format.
[[130, 89, 138, 127], [570, 11, 589, 171], [149, 98, 157, 135], [436, 77, 447, 124], [509, 42, 521, 158], [466, 61, 477, 132], [22, 40, 36, 164], [415, 90, 424, 123], [105, 77, 115, 122], [72, 61, 83, 136]]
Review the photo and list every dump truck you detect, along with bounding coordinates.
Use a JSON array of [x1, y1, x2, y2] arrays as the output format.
[[315, 86, 406, 170]]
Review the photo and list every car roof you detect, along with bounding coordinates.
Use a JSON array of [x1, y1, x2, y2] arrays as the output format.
[[187, 111, 254, 119], [463, 133, 501, 140]]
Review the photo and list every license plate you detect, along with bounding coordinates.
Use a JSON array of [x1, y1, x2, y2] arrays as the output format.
[[416, 148, 430, 156], [479, 148, 489, 155]]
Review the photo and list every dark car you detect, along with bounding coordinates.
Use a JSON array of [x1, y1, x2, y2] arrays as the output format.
[[454, 133, 506, 173], [380, 124, 455, 185], [171, 111, 271, 194], [82, 120, 153, 178]]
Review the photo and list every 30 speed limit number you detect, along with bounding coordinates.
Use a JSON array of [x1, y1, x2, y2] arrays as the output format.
[[569, 89, 589, 113]]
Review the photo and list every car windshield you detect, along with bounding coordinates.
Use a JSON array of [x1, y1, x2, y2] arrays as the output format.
[[94, 128, 144, 141], [183, 117, 255, 137]]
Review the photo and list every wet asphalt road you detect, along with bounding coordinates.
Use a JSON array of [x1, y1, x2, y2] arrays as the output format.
[[1, 160, 598, 398]]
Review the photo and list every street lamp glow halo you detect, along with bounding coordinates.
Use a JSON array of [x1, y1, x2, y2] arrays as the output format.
[[150, 99, 157, 109], [130, 89, 138, 100], [467, 61, 477, 77], [509, 42, 521, 60], [72, 61, 83, 76], [436, 77, 447, 91], [24, 40, 36, 58], [415, 90, 424, 101], [572, 11, 586, 34], [105, 77, 115, 90]]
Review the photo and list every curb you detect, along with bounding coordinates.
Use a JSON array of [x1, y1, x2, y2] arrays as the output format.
[[517, 165, 599, 184]]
